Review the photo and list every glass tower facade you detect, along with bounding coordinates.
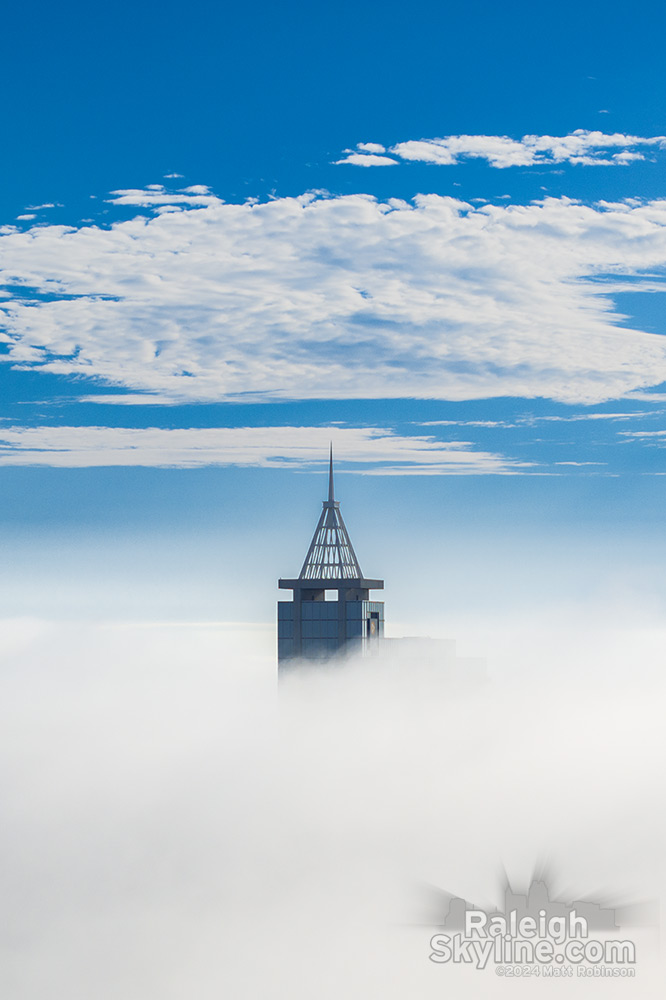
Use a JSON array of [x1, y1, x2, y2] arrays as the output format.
[[277, 595, 385, 663]]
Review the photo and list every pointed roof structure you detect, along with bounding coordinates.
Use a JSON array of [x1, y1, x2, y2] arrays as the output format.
[[278, 445, 383, 593], [298, 444, 363, 580]]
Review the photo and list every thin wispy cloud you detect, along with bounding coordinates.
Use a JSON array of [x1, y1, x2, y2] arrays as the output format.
[[2, 189, 666, 406], [618, 429, 666, 440], [0, 425, 530, 473], [420, 411, 663, 429], [336, 130, 666, 168]]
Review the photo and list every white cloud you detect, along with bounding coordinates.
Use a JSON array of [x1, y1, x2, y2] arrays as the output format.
[[108, 187, 222, 207], [611, 151, 645, 164], [532, 411, 662, 422], [2, 190, 666, 405], [627, 391, 666, 402], [334, 152, 398, 167], [421, 411, 662, 429], [356, 142, 387, 154], [0, 424, 529, 473], [420, 419, 511, 428], [618, 429, 666, 439], [77, 393, 185, 405], [335, 130, 666, 169]]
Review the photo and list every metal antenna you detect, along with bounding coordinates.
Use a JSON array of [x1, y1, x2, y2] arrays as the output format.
[[328, 441, 335, 502]]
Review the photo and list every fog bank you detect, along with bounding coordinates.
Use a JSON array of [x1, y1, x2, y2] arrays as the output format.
[[0, 617, 663, 998]]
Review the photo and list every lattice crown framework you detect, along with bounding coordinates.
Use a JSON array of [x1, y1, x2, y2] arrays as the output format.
[[298, 447, 363, 581]]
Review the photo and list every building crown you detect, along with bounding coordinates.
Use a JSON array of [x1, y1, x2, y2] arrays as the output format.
[[298, 445, 364, 581]]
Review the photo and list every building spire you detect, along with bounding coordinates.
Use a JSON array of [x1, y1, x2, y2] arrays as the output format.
[[328, 441, 335, 502], [298, 447, 363, 580]]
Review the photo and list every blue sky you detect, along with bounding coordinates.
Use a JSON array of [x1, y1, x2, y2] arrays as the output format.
[[2, 0, 666, 628]]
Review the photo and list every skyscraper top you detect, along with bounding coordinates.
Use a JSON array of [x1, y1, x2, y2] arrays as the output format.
[[277, 447, 385, 666], [298, 445, 363, 581]]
